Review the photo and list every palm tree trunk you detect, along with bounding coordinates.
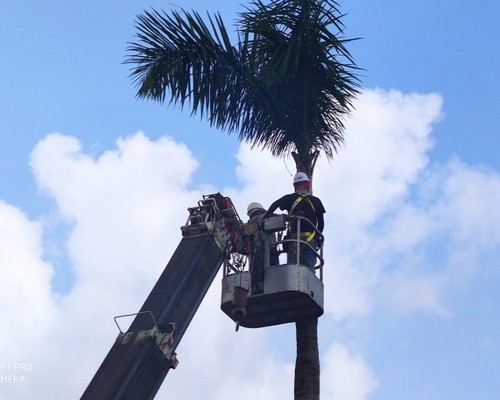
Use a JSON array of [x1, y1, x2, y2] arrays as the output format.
[[292, 151, 319, 185], [294, 317, 320, 399], [291, 155, 321, 400]]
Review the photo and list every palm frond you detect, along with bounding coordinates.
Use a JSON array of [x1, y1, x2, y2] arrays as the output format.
[[125, 0, 361, 166], [237, 0, 361, 158]]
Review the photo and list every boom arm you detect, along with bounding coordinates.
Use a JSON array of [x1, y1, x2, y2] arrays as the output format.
[[81, 194, 243, 400]]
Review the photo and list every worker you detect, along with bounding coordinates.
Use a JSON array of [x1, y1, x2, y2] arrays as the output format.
[[246, 202, 267, 293], [264, 172, 325, 271]]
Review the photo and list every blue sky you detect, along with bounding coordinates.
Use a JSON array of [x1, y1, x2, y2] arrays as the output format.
[[1, 1, 499, 399]]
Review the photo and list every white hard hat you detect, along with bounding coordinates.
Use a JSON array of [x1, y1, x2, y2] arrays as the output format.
[[293, 172, 310, 184], [247, 202, 264, 217]]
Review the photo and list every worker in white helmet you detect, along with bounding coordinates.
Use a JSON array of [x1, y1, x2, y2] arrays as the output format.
[[247, 202, 266, 219], [264, 172, 325, 271], [245, 202, 267, 293]]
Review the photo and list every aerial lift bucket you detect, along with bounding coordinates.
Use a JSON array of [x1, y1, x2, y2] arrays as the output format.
[[221, 215, 324, 329]]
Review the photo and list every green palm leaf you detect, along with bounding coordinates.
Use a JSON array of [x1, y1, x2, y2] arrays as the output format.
[[125, 0, 360, 166]]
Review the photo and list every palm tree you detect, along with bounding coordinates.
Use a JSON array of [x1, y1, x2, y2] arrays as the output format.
[[126, 1, 360, 398]]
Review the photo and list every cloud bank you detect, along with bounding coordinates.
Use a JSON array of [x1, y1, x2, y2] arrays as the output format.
[[1, 89, 499, 399]]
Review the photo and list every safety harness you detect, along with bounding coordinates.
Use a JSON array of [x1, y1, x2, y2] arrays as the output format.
[[289, 194, 316, 242]]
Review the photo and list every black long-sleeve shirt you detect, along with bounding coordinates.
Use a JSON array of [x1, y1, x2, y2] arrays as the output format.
[[266, 192, 325, 234]]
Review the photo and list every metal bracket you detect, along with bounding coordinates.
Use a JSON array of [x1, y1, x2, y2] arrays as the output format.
[[154, 323, 179, 369], [114, 312, 179, 369], [180, 195, 234, 257]]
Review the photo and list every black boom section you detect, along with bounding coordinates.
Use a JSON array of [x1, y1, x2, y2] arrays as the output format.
[[81, 233, 225, 400], [132, 234, 224, 342]]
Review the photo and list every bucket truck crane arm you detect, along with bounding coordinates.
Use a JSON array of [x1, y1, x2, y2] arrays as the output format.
[[80, 194, 243, 400]]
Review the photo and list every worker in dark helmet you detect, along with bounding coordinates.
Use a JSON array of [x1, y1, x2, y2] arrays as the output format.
[[264, 172, 325, 271]]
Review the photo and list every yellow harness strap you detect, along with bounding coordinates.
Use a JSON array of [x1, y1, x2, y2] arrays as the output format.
[[289, 194, 316, 242]]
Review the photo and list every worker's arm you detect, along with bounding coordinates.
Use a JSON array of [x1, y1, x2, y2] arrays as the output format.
[[264, 199, 281, 219], [317, 212, 324, 233]]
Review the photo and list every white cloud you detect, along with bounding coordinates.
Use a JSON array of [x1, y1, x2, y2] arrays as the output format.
[[316, 89, 443, 230], [368, 158, 500, 317], [1, 88, 499, 399], [157, 284, 295, 399], [322, 344, 378, 400], [314, 89, 444, 319], [30, 131, 201, 288], [0, 202, 60, 399], [0, 201, 58, 350], [432, 159, 500, 247], [224, 141, 293, 215], [378, 271, 452, 317]]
